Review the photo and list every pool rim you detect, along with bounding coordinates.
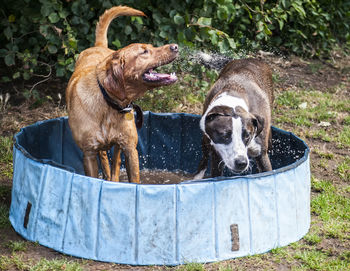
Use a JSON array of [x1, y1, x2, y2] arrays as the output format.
[[13, 114, 310, 185]]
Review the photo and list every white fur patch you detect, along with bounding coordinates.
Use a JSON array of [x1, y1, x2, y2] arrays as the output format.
[[193, 168, 206, 180], [200, 92, 250, 172], [212, 117, 248, 171]]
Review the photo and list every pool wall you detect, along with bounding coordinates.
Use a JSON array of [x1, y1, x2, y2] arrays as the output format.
[[10, 113, 310, 265]]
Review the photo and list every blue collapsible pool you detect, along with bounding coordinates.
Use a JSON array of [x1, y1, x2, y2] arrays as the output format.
[[10, 112, 310, 265]]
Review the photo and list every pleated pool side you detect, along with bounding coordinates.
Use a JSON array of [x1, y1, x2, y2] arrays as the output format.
[[10, 150, 310, 265], [10, 114, 310, 265]]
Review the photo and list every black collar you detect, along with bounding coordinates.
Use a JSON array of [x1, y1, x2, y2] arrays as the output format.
[[97, 79, 133, 113], [97, 79, 144, 129]]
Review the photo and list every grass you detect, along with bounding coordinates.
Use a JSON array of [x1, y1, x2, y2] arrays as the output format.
[[313, 149, 334, 159], [344, 115, 350, 125], [274, 88, 350, 156], [176, 262, 207, 271], [0, 256, 83, 271], [267, 236, 349, 271], [311, 176, 350, 242], [31, 259, 83, 271], [336, 158, 350, 181], [5, 241, 28, 253], [338, 126, 350, 148], [311, 184, 350, 221], [293, 249, 349, 271], [0, 203, 10, 228], [0, 185, 11, 228], [275, 89, 349, 126], [0, 136, 13, 178], [0, 254, 30, 271]]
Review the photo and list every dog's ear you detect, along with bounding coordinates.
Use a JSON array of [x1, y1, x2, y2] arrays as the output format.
[[103, 54, 126, 101], [252, 115, 264, 136]]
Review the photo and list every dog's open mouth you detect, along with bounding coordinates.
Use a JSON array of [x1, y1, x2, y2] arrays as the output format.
[[143, 68, 177, 85]]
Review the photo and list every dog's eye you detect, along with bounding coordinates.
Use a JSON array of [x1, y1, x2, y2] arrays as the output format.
[[221, 131, 231, 141], [242, 130, 251, 144], [141, 49, 149, 54]]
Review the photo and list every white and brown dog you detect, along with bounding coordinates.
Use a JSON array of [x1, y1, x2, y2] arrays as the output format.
[[194, 58, 274, 179]]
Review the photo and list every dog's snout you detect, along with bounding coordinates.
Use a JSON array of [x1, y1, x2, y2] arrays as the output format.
[[234, 156, 248, 171], [170, 44, 179, 52]]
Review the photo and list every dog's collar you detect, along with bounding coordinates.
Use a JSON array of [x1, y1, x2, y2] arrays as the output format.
[[97, 79, 144, 129], [97, 79, 133, 113]]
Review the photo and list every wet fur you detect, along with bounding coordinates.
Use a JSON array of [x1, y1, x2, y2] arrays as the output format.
[[194, 58, 274, 179], [66, 6, 178, 183]]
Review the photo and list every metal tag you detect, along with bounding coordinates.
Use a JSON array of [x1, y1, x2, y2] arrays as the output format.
[[125, 112, 134, 121]]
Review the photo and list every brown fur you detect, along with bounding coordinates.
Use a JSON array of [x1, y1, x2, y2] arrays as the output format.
[[203, 59, 274, 112], [66, 6, 178, 182]]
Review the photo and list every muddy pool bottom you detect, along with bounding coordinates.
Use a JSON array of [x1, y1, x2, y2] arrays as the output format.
[[10, 112, 310, 266], [119, 169, 189, 184]]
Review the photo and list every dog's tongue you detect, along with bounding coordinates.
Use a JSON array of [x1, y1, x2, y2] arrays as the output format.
[[144, 69, 177, 82]]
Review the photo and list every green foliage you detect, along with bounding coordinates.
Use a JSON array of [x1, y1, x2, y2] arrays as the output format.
[[0, 136, 13, 178], [0, 185, 11, 229], [0, 254, 31, 271], [0, 136, 12, 162], [0, 256, 83, 271], [311, 180, 350, 222], [31, 259, 83, 271], [293, 249, 350, 271], [5, 241, 27, 253], [303, 232, 322, 245], [336, 158, 350, 181], [177, 262, 206, 271], [338, 126, 350, 148], [0, 203, 10, 229], [0, 0, 349, 84]]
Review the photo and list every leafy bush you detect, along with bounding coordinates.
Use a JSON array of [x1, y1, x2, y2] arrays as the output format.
[[0, 0, 349, 83]]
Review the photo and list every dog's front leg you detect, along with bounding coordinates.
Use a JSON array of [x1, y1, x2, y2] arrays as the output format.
[[211, 149, 225, 178], [83, 151, 99, 178], [193, 155, 208, 180], [255, 151, 272, 172], [194, 136, 210, 180], [124, 147, 140, 183], [111, 145, 122, 182], [99, 151, 111, 180]]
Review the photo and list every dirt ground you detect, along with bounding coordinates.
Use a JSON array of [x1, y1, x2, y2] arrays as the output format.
[[0, 52, 349, 270]]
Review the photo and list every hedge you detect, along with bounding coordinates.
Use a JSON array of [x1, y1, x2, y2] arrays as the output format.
[[0, 0, 349, 82]]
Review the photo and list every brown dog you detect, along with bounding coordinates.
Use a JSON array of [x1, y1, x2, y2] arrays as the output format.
[[66, 6, 179, 183], [194, 58, 274, 179]]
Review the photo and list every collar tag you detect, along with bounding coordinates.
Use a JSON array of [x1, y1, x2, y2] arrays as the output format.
[[125, 112, 134, 121]]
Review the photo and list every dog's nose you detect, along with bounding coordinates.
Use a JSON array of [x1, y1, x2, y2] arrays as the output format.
[[234, 156, 248, 171], [170, 44, 179, 52]]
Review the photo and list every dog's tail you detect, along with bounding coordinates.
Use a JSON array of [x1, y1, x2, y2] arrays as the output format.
[[95, 6, 146, 48], [196, 52, 232, 70]]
